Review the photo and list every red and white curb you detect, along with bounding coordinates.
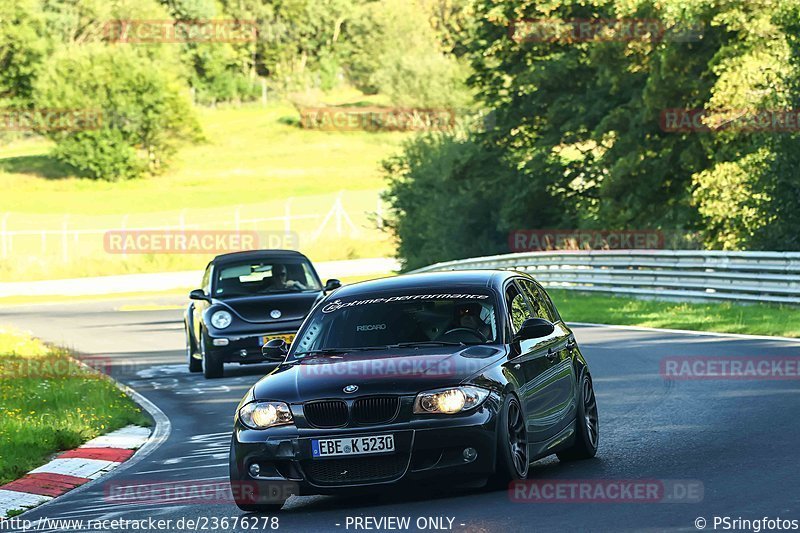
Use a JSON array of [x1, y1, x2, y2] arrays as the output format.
[[0, 425, 151, 518]]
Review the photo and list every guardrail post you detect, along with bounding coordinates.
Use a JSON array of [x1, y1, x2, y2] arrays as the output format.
[[61, 215, 69, 263], [1, 213, 8, 259], [284, 198, 293, 234], [121, 214, 129, 259]]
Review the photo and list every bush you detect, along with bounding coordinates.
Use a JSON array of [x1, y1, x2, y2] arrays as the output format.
[[345, 0, 473, 109], [381, 134, 511, 271], [33, 44, 201, 180]]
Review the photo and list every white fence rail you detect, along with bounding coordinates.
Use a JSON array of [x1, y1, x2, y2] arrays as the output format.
[[409, 250, 800, 305], [0, 191, 377, 263]]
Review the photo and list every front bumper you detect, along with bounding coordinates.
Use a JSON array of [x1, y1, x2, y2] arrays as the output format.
[[231, 395, 501, 496], [208, 331, 295, 364]]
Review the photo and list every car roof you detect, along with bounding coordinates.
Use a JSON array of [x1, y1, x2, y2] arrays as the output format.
[[332, 270, 521, 298], [211, 249, 309, 265]]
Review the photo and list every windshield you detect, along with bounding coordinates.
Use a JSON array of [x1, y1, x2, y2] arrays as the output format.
[[213, 259, 321, 297], [290, 290, 499, 358]]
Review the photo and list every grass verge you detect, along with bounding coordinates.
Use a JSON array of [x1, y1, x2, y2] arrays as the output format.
[[0, 90, 407, 281], [550, 290, 800, 338], [0, 327, 151, 485]]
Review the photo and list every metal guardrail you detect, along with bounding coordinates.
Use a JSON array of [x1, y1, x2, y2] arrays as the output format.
[[409, 250, 800, 305]]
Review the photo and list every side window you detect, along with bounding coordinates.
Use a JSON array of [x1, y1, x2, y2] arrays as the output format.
[[505, 284, 530, 333], [520, 280, 555, 322], [537, 282, 562, 322], [201, 265, 212, 293]]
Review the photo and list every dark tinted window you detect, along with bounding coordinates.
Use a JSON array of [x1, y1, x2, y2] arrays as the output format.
[[519, 279, 556, 322], [506, 283, 529, 333]]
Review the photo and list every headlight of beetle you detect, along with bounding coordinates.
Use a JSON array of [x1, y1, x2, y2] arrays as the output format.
[[238, 401, 293, 429], [413, 386, 490, 414], [210, 310, 232, 329]]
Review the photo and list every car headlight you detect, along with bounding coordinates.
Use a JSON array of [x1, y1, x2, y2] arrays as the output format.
[[238, 401, 293, 429], [210, 310, 232, 329], [413, 386, 490, 415]]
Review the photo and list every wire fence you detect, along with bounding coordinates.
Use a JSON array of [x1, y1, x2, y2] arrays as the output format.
[[0, 190, 389, 280]]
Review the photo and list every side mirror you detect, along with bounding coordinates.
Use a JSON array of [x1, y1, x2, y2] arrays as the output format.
[[189, 289, 210, 301], [514, 317, 555, 341], [262, 338, 289, 361], [324, 279, 342, 292]]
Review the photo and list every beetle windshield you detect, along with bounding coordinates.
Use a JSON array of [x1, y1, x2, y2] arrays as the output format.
[[291, 290, 499, 358], [213, 259, 321, 297]]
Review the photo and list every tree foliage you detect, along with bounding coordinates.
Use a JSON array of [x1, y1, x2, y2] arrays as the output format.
[[33, 45, 201, 180], [382, 0, 800, 269]]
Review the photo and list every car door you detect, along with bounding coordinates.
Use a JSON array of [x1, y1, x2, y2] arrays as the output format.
[[504, 279, 562, 443], [519, 278, 578, 436]]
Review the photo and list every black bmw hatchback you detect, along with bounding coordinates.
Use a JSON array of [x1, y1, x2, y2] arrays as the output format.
[[184, 249, 341, 379], [229, 270, 599, 511]]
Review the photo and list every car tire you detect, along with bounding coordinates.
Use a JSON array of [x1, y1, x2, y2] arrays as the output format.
[[186, 325, 202, 373], [229, 438, 285, 513], [557, 372, 599, 461], [490, 394, 528, 488], [201, 331, 224, 379]]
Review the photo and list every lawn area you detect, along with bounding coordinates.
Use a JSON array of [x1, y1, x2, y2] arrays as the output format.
[[0, 90, 407, 214], [0, 89, 410, 281], [550, 289, 800, 338], [0, 328, 151, 486]]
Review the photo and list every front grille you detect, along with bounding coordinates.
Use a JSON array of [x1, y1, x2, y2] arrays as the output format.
[[352, 397, 399, 424], [305, 455, 408, 485], [304, 400, 348, 428]]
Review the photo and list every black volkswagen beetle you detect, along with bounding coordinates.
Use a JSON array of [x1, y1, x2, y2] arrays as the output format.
[[184, 249, 341, 379], [229, 270, 599, 511]]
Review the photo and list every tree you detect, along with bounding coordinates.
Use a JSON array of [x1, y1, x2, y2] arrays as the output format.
[[382, 0, 800, 272], [0, 0, 48, 107], [382, 133, 512, 270], [160, 0, 260, 104], [33, 44, 201, 180], [346, 0, 473, 108], [691, 0, 800, 250]]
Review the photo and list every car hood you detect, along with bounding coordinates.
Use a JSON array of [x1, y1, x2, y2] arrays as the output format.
[[213, 292, 321, 323], [252, 345, 506, 401]]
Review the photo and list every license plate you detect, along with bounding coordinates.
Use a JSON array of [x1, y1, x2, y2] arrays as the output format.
[[261, 333, 294, 345], [312, 434, 395, 458]]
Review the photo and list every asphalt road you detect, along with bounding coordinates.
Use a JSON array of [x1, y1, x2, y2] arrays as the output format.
[[2, 296, 799, 533]]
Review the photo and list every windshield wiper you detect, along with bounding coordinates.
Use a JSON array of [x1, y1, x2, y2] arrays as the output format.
[[388, 341, 468, 348], [292, 346, 388, 357]]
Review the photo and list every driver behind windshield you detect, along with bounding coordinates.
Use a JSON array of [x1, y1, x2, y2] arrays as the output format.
[[270, 263, 307, 290], [453, 302, 491, 339]]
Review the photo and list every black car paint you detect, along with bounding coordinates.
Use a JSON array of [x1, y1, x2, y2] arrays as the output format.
[[230, 270, 594, 503], [184, 250, 331, 372]]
